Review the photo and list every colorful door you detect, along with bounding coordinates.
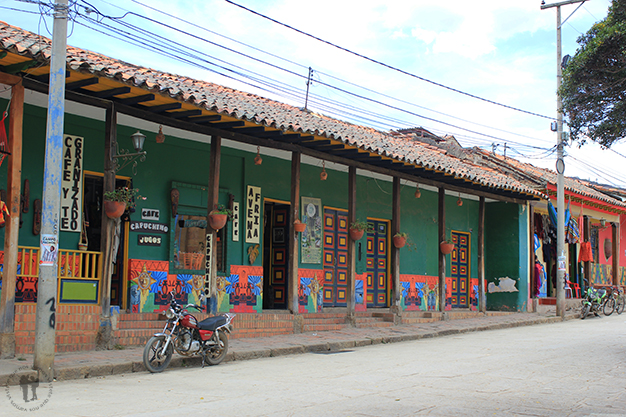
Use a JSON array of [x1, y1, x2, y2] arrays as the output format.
[[365, 219, 389, 308], [323, 208, 349, 307], [450, 230, 470, 308]]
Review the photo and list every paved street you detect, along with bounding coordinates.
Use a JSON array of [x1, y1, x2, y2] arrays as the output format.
[[2, 313, 625, 416]]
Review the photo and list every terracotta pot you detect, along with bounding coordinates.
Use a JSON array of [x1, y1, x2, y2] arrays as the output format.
[[294, 221, 307, 233], [104, 200, 126, 219], [349, 228, 364, 241], [208, 213, 228, 230], [393, 235, 406, 248], [440, 242, 455, 255]]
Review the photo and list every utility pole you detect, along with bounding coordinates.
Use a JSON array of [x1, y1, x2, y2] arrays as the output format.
[[34, 0, 68, 381], [541, 0, 587, 318]]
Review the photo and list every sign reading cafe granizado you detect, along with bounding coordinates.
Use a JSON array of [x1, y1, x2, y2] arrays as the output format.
[[61, 135, 83, 232]]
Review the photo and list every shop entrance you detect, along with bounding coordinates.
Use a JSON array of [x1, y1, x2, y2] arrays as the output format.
[[262, 200, 290, 310], [83, 174, 129, 308]]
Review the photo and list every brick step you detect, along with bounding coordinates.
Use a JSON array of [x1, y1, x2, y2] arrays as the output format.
[[116, 320, 164, 330], [302, 313, 346, 319], [401, 317, 441, 324], [303, 324, 348, 332], [355, 321, 394, 328], [118, 313, 162, 321], [354, 317, 388, 324], [303, 318, 346, 325]]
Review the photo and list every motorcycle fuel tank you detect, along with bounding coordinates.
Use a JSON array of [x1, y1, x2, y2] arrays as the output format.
[[181, 314, 198, 329]]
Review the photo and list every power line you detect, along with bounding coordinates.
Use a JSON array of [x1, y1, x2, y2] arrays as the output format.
[[224, 0, 554, 121]]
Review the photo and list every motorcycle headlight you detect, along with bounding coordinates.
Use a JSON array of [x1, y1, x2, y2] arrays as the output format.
[[165, 308, 175, 319]]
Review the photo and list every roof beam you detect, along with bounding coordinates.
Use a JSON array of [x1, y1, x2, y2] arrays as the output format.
[[117, 93, 155, 105], [65, 77, 99, 91], [186, 115, 222, 123], [141, 102, 182, 113], [89, 87, 131, 98], [1, 60, 38, 74], [169, 109, 203, 119], [231, 126, 267, 135], [209, 121, 245, 129]]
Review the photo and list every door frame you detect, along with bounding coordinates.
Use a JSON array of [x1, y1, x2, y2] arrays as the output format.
[[263, 198, 291, 310], [450, 230, 471, 308]]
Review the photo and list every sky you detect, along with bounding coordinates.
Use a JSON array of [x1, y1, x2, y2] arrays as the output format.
[[2, 0, 625, 187]]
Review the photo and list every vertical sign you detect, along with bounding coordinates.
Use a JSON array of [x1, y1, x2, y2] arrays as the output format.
[[246, 185, 261, 243], [204, 233, 213, 291], [61, 134, 83, 232], [232, 202, 240, 242]]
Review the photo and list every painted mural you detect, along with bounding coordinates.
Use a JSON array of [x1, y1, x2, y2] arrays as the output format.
[[399, 275, 480, 312], [128, 259, 263, 313], [298, 268, 324, 313]]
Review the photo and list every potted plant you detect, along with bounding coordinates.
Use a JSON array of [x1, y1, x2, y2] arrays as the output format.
[[349, 220, 368, 240], [103, 187, 145, 219], [440, 238, 455, 255], [208, 204, 233, 230], [393, 232, 408, 248], [294, 219, 307, 233]]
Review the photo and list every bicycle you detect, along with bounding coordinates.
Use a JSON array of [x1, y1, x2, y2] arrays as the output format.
[[615, 287, 625, 315], [603, 286, 617, 316]]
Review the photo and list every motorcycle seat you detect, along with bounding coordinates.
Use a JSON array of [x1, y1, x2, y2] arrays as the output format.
[[197, 315, 227, 331]]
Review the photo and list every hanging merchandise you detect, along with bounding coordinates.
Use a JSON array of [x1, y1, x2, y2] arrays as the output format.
[[0, 199, 10, 227], [579, 241, 593, 262]]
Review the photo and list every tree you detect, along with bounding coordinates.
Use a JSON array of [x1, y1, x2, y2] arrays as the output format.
[[560, 0, 626, 147]]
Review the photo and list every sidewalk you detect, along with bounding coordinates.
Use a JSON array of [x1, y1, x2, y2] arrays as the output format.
[[1, 310, 578, 386]]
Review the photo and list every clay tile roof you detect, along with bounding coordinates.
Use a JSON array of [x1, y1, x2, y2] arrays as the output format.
[[0, 21, 546, 199]]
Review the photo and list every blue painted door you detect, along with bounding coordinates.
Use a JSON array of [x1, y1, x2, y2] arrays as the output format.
[[365, 219, 389, 308], [323, 208, 349, 307]]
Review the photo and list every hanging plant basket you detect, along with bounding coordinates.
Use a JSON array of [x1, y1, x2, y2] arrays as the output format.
[[104, 200, 126, 219], [208, 212, 228, 230], [294, 220, 307, 233], [393, 235, 407, 248], [349, 228, 364, 241], [440, 241, 455, 255]]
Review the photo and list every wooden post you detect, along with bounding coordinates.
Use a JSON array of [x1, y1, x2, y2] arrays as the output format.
[[346, 166, 356, 325], [206, 136, 221, 314], [96, 104, 116, 350], [612, 222, 619, 286], [529, 203, 535, 304], [0, 79, 24, 358], [438, 188, 446, 313], [478, 196, 486, 313], [288, 152, 301, 315], [391, 177, 401, 322], [583, 215, 590, 288]]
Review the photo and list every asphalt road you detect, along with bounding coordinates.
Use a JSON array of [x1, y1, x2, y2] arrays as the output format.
[[3, 314, 626, 416]]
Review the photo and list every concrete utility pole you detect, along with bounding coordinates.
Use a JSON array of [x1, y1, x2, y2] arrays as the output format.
[[34, 0, 68, 381], [541, 0, 588, 318]]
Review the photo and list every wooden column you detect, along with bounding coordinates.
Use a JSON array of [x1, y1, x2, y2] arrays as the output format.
[[391, 177, 401, 320], [0, 78, 24, 358], [96, 104, 116, 349], [288, 152, 301, 315], [346, 166, 356, 324], [206, 135, 221, 314], [478, 196, 486, 313], [438, 188, 446, 313], [529, 203, 535, 303], [612, 222, 619, 286], [583, 215, 590, 288]]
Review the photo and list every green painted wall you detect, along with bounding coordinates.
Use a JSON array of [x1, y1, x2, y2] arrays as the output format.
[[484, 202, 528, 311]]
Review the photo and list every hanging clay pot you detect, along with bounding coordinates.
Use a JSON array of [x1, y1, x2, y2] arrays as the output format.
[[294, 220, 307, 233], [208, 212, 228, 230], [440, 241, 455, 255], [349, 228, 364, 241], [393, 235, 407, 248], [104, 201, 126, 219]]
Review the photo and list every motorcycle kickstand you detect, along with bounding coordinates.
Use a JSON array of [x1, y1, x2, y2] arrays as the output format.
[[201, 351, 207, 368]]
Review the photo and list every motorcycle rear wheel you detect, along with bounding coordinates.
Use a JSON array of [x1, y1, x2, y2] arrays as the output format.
[[617, 296, 625, 315], [580, 304, 589, 320], [143, 336, 173, 373], [205, 332, 229, 366], [603, 298, 616, 316]]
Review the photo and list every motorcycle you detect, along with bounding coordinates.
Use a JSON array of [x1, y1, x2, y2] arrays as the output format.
[[143, 291, 235, 373], [580, 280, 609, 320]]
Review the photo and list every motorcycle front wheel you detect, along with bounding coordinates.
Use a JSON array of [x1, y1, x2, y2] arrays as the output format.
[[603, 298, 616, 316], [205, 332, 229, 366], [143, 336, 173, 373], [580, 304, 589, 319]]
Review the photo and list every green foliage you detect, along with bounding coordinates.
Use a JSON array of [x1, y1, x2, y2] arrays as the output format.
[[560, 0, 626, 147], [103, 187, 145, 208], [210, 204, 234, 220], [350, 220, 369, 231]]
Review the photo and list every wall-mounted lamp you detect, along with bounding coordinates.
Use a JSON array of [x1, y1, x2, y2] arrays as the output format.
[[254, 146, 262, 165], [320, 160, 328, 181], [600, 218, 607, 228], [113, 130, 147, 175]]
